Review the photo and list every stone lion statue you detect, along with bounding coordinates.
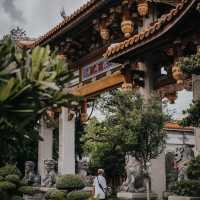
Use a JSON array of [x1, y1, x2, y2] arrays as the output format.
[[42, 159, 57, 187], [23, 161, 41, 186], [120, 155, 147, 193]]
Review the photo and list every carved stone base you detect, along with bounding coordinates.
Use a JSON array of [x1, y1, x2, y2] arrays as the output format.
[[168, 196, 200, 200], [117, 192, 157, 200]]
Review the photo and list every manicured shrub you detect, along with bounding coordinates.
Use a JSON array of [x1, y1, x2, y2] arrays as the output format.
[[11, 195, 23, 200], [5, 175, 20, 184], [187, 155, 200, 180], [0, 165, 22, 177], [172, 180, 200, 197], [56, 175, 85, 190], [45, 189, 66, 200], [67, 191, 91, 200], [0, 181, 16, 190], [18, 186, 40, 195], [0, 191, 10, 200], [0, 176, 4, 181]]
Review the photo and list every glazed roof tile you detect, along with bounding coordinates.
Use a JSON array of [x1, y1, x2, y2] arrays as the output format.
[[20, 0, 101, 49], [104, 0, 195, 58], [164, 122, 193, 131]]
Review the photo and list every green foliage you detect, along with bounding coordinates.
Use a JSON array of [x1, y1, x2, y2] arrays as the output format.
[[0, 176, 4, 181], [45, 189, 66, 200], [179, 53, 200, 75], [0, 165, 22, 177], [5, 175, 20, 184], [181, 100, 200, 128], [18, 186, 40, 195], [11, 195, 23, 200], [177, 51, 200, 128], [187, 155, 200, 180], [67, 191, 91, 200], [56, 175, 85, 190], [0, 181, 16, 190], [0, 36, 77, 166], [83, 90, 167, 181], [172, 180, 200, 197], [0, 191, 9, 200], [172, 156, 200, 196]]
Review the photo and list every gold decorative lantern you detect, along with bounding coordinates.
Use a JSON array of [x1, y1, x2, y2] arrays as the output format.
[[172, 61, 184, 85], [122, 83, 133, 92], [121, 20, 134, 38], [100, 27, 110, 41], [137, 0, 149, 17], [81, 113, 88, 123]]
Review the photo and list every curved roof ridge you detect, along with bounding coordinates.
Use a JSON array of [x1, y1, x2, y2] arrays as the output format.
[[19, 0, 179, 49], [104, 0, 196, 58], [19, 0, 101, 49]]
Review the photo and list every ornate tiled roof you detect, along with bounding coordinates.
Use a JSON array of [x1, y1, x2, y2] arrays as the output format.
[[19, 0, 105, 49], [19, 0, 180, 49], [104, 0, 196, 58]]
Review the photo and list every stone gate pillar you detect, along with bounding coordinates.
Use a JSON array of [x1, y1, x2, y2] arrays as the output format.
[[192, 75, 200, 155], [38, 117, 53, 180], [151, 152, 166, 200], [58, 107, 75, 175], [138, 61, 154, 99], [139, 61, 166, 199]]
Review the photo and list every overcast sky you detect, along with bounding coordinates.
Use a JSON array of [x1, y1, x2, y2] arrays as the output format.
[[0, 0, 87, 38]]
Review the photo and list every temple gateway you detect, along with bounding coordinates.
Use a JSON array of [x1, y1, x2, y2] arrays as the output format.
[[19, 0, 200, 199]]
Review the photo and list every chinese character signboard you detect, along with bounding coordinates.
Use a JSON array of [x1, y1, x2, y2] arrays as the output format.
[[82, 59, 121, 81]]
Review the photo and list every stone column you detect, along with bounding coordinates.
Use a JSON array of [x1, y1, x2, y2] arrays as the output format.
[[138, 61, 154, 99], [38, 118, 53, 180], [151, 152, 166, 200], [194, 128, 200, 155], [139, 61, 166, 199], [58, 107, 75, 175], [193, 75, 200, 155]]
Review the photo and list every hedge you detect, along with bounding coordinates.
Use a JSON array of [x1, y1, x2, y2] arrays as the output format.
[[56, 175, 85, 190]]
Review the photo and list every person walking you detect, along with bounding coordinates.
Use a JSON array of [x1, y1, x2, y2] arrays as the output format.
[[93, 169, 107, 200]]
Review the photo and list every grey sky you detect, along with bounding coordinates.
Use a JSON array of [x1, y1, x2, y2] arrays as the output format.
[[0, 0, 87, 38]]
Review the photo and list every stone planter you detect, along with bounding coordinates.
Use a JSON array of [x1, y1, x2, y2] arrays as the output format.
[[117, 192, 157, 200], [168, 196, 200, 200]]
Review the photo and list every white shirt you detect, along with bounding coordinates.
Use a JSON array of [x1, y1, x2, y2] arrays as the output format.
[[93, 175, 107, 199]]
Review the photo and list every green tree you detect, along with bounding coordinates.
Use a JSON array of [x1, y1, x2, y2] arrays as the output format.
[[82, 90, 168, 191], [179, 50, 200, 127], [0, 36, 78, 167]]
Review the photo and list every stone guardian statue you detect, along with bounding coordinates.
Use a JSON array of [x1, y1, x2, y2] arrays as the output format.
[[120, 155, 147, 193], [42, 160, 57, 187]]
